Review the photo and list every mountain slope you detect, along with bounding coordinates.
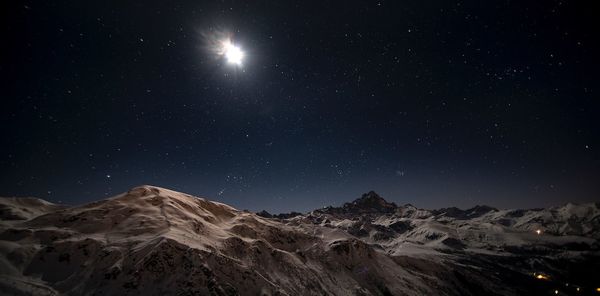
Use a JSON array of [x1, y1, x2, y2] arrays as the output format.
[[0, 197, 66, 221]]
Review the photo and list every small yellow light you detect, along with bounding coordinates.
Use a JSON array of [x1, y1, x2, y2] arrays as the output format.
[[576, 287, 580, 292], [596, 287, 600, 292], [554, 290, 559, 295], [535, 274, 548, 280], [536, 229, 542, 235]]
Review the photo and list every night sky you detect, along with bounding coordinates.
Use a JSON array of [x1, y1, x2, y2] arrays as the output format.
[[2, 0, 598, 213]]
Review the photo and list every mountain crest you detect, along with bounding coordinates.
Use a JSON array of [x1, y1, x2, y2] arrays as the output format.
[[342, 191, 397, 214], [354, 191, 393, 205]]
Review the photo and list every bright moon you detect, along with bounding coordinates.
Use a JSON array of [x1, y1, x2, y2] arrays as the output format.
[[222, 40, 244, 66]]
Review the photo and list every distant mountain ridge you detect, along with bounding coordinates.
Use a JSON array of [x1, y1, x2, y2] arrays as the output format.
[[1, 186, 598, 295], [260, 192, 600, 239], [323, 191, 398, 215]]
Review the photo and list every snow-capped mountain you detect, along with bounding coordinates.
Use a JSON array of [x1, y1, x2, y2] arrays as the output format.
[[1, 186, 598, 295], [290, 191, 599, 253]]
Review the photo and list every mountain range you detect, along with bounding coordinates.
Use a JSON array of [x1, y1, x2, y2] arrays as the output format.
[[1, 186, 598, 295]]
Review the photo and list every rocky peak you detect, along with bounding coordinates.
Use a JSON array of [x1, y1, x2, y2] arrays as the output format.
[[342, 191, 397, 214], [256, 210, 272, 218]]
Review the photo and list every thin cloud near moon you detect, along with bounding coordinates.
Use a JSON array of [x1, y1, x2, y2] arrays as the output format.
[[201, 28, 245, 67]]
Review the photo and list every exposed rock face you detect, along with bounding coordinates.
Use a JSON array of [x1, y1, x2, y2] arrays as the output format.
[[315, 191, 398, 217], [1, 186, 598, 295]]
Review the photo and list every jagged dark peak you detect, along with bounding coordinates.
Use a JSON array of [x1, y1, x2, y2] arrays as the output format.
[[357, 191, 384, 201], [311, 192, 398, 216], [256, 210, 272, 218], [343, 191, 397, 214], [354, 191, 395, 205]]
